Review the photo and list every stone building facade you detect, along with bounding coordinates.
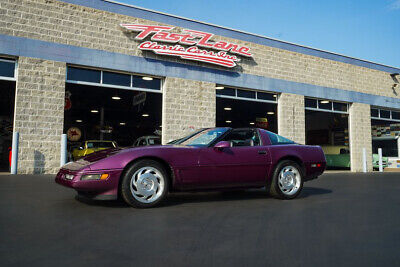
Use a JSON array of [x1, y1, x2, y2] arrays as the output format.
[[0, 0, 399, 173]]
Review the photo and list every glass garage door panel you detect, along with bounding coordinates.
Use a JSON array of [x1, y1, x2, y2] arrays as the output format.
[[0, 60, 15, 78]]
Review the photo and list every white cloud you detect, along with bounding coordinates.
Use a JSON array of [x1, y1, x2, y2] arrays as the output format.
[[390, 0, 400, 10]]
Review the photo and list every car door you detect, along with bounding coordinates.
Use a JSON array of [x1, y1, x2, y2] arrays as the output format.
[[197, 129, 271, 188]]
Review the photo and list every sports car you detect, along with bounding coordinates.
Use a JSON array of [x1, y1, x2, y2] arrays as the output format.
[[56, 128, 326, 208], [71, 140, 118, 160]]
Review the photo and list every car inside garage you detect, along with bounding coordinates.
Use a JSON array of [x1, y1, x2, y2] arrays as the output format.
[[305, 98, 350, 169], [0, 58, 16, 172], [64, 66, 162, 161], [216, 86, 278, 133]]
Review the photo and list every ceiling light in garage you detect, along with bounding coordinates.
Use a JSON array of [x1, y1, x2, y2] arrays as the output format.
[[119, 122, 126, 125], [91, 110, 99, 113], [112, 96, 121, 100], [224, 107, 232, 110], [320, 100, 330, 104], [225, 120, 232, 123], [76, 119, 82, 123], [249, 122, 255, 125], [142, 76, 153, 81], [215, 86, 224, 90], [142, 114, 149, 117], [267, 112, 275, 115]]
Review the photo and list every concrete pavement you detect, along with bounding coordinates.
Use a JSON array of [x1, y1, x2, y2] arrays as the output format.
[[1, 172, 400, 266]]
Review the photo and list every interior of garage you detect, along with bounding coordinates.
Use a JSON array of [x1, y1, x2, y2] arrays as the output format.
[[0, 80, 15, 172], [371, 108, 400, 169], [64, 67, 162, 160], [216, 87, 278, 133], [0, 58, 16, 172], [305, 98, 350, 169]]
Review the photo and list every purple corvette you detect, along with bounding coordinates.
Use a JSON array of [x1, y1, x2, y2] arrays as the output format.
[[56, 128, 326, 208]]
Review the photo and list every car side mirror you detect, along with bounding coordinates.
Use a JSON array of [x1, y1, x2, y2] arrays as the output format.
[[214, 141, 231, 151]]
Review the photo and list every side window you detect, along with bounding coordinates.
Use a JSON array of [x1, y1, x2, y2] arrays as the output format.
[[266, 131, 295, 145], [140, 139, 147, 146], [222, 130, 260, 147]]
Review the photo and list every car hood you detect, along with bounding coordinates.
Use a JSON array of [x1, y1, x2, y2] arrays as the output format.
[[63, 144, 194, 171], [80, 145, 184, 163]]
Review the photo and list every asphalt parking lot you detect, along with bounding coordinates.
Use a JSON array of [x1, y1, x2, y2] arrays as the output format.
[[1, 172, 400, 267]]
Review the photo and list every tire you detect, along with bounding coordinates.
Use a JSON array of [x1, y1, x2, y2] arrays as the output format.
[[121, 159, 169, 208], [268, 160, 304, 200]]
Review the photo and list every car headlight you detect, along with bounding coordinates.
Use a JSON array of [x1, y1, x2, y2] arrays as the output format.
[[65, 174, 74, 180], [81, 174, 109, 180]]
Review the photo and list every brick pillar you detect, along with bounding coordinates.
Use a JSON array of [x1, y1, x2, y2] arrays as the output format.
[[277, 93, 305, 144], [162, 77, 216, 144], [14, 57, 66, 174], [349, 103, 373, 172]]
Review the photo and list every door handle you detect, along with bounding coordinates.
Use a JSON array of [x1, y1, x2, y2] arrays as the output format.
[[258, 150, 267, 155]]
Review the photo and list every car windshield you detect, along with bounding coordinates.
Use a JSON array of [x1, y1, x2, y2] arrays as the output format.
[[179, 128, 229, 147], [87, 142, 115, 148]]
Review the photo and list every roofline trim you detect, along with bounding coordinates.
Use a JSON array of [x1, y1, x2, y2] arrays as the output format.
[[55, 0, 400, 73], [103, 0, 399, 71]]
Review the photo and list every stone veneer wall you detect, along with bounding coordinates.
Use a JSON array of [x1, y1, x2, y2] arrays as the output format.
[[0, 0, 398, 99], [162, 77, 216, 143], [14, 57, 65, 174], [349, 103, 373, 172], [277, 93, 305, 144]]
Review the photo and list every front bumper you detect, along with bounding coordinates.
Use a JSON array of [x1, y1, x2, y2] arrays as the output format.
[[55, 168, 123, 200]]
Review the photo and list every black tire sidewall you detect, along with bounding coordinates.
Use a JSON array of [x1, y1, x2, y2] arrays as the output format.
[[121, 159, 169, 208], [271, 160, 304, 199]]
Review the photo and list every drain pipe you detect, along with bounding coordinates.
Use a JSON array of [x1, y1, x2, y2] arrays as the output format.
[[362, 148, 367, 173], [10, 132, 19, 174], [60, 134, 67, 167]]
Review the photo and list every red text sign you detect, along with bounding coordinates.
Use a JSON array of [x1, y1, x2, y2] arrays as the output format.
[[120, 24, 252, 68]]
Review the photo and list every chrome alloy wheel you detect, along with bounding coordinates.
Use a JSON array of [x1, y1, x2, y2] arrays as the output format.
[[278, 166, 301, 196], [130, 166, 165, 203]]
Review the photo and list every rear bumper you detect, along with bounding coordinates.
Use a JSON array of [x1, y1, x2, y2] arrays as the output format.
[[304, 162, 326, 181], [55, 168, 123, 199]]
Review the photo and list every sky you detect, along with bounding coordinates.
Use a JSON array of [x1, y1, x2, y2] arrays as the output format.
[[118, 0, 400, 68]]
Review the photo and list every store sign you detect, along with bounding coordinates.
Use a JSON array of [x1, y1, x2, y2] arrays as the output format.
[[120, 24, 253, 68]]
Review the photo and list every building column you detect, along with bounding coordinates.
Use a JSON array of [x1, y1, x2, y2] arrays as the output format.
[[14, 57, 66, 174], [162, 77, 216, 144], [277, 93, 305, 144], [349, 103, 373, 172]]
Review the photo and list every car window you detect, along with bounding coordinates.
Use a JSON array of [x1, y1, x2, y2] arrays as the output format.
[[221, 129, 260, 147], [149, 138, 161, 145], [139, 139, 147, 146], [340, 148, 349, 154], [266, 132, 295, 145], [87, 142, 114, 148], [180, 128, 228, 147]]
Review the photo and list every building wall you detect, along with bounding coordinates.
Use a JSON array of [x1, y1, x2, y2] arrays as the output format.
[[0, 0, 398, 100], [162, 77, 216, 143], [14, 57, 65, 174], [277, 93, 305, 144], [1, 0, 397, 173], [349, 103, 373, 172]]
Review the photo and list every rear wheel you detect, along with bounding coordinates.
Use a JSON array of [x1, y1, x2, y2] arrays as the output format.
[[268, 160, 304, 199], [121, 159, 169, 208]]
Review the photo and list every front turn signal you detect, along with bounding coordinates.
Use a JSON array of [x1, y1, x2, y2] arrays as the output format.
[[100, 173, 109, 180]]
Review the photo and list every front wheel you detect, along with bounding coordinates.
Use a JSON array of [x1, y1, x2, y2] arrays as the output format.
[[268, 160, 304, 199], [121, 159, 169, 208]]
